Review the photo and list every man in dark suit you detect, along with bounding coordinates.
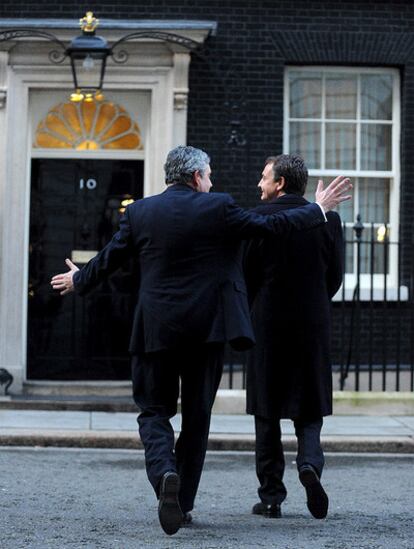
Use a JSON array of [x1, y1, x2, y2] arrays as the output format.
[[51, 146, 350, 535], [244, 154, 344, 521]]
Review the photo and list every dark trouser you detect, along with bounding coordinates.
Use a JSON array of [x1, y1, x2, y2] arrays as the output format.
[[254, 415, 324, 505], [132, 343, 224, 513]]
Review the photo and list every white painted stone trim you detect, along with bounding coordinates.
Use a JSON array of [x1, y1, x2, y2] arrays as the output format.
[[0, 30, 210, 392]]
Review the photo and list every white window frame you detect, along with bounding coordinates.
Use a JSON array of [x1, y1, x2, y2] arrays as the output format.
[[284, 66, 402, 299]]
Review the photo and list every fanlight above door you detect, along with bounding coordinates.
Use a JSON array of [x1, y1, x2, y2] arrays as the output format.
[[33, 100, 143, 150]]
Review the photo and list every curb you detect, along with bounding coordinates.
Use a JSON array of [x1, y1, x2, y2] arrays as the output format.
[[0, 399, 137, 413], [2, 391, 414, 415], [1, 431, 413, 453]]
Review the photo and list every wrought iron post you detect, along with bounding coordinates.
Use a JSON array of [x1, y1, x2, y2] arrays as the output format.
[[341, 215, 364, 390], [382, 224, 389, 390], [353, 214, 364, 391]]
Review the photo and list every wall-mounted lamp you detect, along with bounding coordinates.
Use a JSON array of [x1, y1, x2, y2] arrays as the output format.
[[66, 12, 110, 102], [0, 12, 202, 103]]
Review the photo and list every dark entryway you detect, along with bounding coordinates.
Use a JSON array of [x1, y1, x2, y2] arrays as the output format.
[[28, 158, 144, 380]]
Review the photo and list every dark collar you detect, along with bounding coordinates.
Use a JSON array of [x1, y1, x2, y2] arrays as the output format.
[[268, 193, 309, 206], [164, 183, 196, 193]]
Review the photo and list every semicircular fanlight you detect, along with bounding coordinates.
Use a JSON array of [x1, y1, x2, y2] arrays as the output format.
[[33, 100, 143, 151]]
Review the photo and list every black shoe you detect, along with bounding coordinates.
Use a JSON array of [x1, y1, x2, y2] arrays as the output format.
[[182, 512, 193, 526], [299, 464, 329, 519], [252, 502, 282, 518], [158, 472, 183, 535]]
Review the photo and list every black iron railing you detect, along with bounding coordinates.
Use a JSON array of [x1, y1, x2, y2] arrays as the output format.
[[223, 217, 414, 392]]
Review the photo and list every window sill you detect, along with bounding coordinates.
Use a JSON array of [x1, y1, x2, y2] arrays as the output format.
[[332, 286, 409, 302]]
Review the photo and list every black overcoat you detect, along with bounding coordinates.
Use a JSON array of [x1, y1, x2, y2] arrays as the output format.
[[73, 185, 325, 354], [244, 194, 343, 419]]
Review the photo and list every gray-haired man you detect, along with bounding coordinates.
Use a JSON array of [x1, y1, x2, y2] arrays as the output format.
[[51, 146, 351, 535]]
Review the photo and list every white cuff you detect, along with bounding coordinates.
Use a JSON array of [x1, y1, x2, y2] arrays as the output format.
[[315, 202, 327, 222]]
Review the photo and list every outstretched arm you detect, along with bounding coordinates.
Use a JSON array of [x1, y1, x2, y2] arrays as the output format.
[[50, 207, 134, 296]]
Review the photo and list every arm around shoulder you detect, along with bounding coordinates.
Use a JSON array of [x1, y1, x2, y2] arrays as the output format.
[[223, 197, 326, 239]]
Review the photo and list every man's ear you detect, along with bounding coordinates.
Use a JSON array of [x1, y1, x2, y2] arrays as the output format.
[[191, 171, 200, 190], [276, 176, 286, 192]]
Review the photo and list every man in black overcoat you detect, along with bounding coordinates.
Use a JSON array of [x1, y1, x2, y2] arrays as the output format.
[[51, 147, 350, 535], [244, 154, 344, 520]]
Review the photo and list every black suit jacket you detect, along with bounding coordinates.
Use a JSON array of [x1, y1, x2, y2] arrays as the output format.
[[244, 194, 344, 419], [73, 185, 325, 354]]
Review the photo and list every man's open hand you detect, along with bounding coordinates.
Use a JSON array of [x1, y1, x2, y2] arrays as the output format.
[[315, 176, 352, 212], [50, 258, 79, 295]]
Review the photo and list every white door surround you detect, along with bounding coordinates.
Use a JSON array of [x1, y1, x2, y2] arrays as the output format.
[[0, 20, 214, 392]]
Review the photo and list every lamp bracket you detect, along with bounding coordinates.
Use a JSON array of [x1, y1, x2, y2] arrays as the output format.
[[110, 30, 201, 64], [0, 29, 67, 63]]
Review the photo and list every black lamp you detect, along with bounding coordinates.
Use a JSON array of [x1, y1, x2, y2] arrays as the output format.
[[66, 12, 110, 102]]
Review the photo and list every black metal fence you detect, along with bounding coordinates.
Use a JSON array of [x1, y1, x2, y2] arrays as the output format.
[[222, 216, 414, 392]]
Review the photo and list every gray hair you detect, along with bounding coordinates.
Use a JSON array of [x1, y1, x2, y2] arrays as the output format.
[[164, 146, 210, 185]]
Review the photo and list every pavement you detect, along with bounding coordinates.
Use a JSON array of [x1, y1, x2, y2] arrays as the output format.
[[2, 449, 414, 548], [1, 407, 414, 452]]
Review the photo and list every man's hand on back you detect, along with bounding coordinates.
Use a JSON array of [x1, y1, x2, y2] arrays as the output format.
[[315, 176, 352, 212]]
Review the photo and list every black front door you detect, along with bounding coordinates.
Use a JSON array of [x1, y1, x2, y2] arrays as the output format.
[[28, 158, 144, 380]]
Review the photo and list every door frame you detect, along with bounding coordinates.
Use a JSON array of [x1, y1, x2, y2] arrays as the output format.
[[0, 35, 196, 391]]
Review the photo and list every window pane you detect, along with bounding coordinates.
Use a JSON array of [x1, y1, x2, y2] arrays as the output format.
[[370, 233, 388, 274], [361, 74, 393, 120], [358, 228, 389, 274], [358, 178, 390, 223], [345, 228, 390, 275], [335, 191, 354, 223], [325, 123, 356, 169], [304, 176, 317, 199], [289, 121, 321, 169], [326, 75, 357, 119], [361, 124, 392, 171], [289, 72, 322, 118], [360, 230, 375, 274], [305, 176, 353, 223]]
